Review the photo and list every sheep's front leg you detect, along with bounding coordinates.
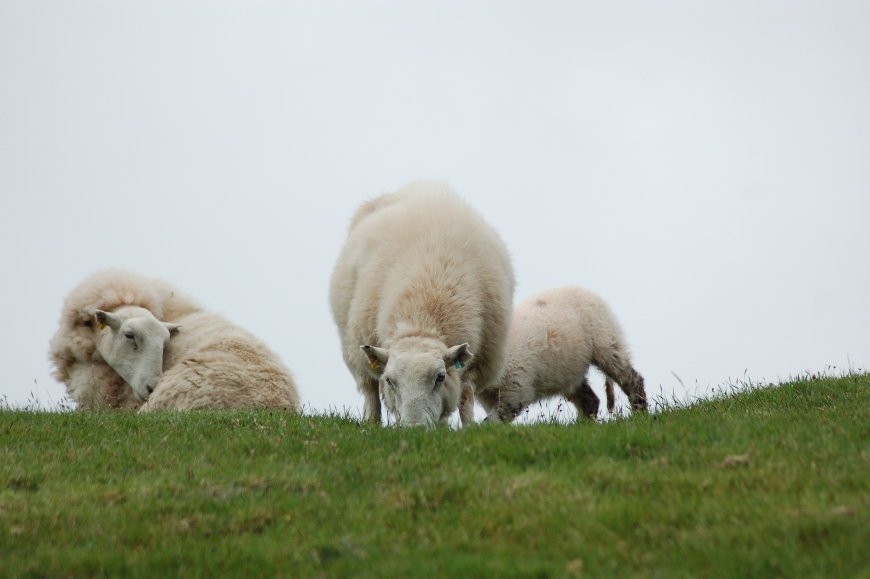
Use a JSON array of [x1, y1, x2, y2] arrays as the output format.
[[458, 381, 475, 427], [568, 378, 600, 420], [476, 388, 502, 424], [360, 377, 382, 424]]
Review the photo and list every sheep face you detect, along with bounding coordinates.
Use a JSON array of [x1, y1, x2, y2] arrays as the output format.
[[362, 339, 472, 428], [93, 306, 179, 402]]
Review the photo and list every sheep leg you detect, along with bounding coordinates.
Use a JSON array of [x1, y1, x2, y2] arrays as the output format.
[[475, 387, 498, 417], [595, 354, 648, 413], [458, 381, 475, 427], [621, 367, 648, 412], [603, 376, 616, 413], [477, 388, 504, 423], [360, 377, 382, 424], [567, 377, 600, 420]]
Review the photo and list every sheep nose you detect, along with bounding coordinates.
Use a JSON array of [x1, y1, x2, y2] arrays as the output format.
[[146, 385, 154, 394]]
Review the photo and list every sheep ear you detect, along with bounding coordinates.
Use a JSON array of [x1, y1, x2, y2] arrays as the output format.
[[361, 345, 389, 378], [446, 343, 473, 370], [164, 323, 180, 336], [94, 310, 122, 331]]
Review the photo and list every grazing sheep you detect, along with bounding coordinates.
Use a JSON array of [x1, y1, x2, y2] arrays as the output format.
[[49, 269, 300, 412], [329, 181, 515, 427], [479, 286, 647, 423]]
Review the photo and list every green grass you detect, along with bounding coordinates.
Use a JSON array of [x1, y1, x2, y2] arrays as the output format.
[[2, 374, 869, 578]]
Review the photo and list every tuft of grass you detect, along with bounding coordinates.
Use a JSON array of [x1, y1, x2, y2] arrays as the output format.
[[1, 374, 868, 577], [0, 388, 76, 413]]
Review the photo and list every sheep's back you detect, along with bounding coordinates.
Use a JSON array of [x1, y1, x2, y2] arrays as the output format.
[[506, 286, 625, 392], [149, 311, 300, 411]]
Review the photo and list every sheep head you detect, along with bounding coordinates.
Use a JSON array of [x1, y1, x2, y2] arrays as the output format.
[[93, 306, 179, 402], [361, 338, 472, 427]]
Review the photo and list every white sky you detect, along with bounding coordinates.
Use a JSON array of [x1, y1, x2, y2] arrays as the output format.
[[2, 1, 868, 417]]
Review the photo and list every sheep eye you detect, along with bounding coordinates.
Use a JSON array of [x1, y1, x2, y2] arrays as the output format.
[[385, 377, 395, 389], [124, 331, 135, 340], [434, 372, 446, 388]]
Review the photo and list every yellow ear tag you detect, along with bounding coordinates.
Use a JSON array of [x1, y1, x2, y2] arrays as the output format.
[[369, 359, 383, 371], [96, 320, 106, 330]]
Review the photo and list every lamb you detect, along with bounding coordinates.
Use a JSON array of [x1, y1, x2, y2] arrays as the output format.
[[478, 286, 647, 423], [329, 181, 515, 427], [49, 269, 300, 412]]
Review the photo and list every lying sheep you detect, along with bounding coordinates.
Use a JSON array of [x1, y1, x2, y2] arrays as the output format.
[[329, 181, 515, 427], [49, 269, 300, 411], [479, 286, 647, 423], [49, 269, 199, 408]]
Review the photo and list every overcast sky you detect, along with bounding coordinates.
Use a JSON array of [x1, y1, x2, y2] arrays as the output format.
[[2, 1, 868, 418]]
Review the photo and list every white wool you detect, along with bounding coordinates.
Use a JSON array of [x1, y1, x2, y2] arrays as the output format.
[[49, 269, 300, 411], [479, 286, 647, 422], [329, 181, 515, 426]]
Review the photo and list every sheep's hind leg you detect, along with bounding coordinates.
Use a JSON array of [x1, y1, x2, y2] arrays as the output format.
[[621, 367, 648, 412], [567, 377, 600, 420], [596, 353, 648, 413]]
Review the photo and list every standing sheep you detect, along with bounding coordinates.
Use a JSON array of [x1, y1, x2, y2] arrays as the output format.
[[49, 269, 301, 412], [329, 181, 515, 427], [478, 286, 647, 423]]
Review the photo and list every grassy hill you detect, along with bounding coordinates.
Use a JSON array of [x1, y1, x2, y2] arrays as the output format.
[[1, 373, 868, 577]]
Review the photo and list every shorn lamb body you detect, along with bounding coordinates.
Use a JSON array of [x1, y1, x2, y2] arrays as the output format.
[[480, 286, 647, 422]]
